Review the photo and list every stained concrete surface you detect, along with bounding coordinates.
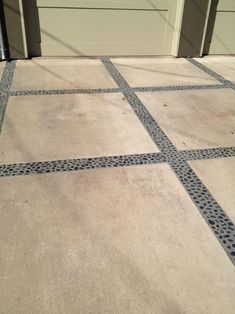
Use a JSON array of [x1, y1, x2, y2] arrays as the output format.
[[0, 93, 158, 164], [138, 89, 235, 150], [0, 61, 6, 80], [112, 58, 218, 87], [1, 165, 235, 314], [0, 56, 235, 314], [11, 59, 117, 90]]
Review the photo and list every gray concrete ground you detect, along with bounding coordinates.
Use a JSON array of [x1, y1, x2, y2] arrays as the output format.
[[0, 56, 235, 314]]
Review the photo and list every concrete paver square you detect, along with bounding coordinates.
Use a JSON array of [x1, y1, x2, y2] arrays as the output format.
[[189, 157, 235, 224], [197, 56, 235, 83], [111, 58, 218, 87], [138, 89, 235, 150], [0, 164, 235, 314], [0, 93, 158, 164], [11, 59, 117, 90]]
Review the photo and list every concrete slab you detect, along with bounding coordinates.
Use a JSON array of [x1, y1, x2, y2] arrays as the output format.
[[197, 56, 235, 83], [0, 93, 158, 164], [11, 59, 117, 90], [138, 89, 235, 150], [189, 157, 235, 224], [0, 164, 235, 314], [0, 61, 6, 81], [111, 58, 218, 87]]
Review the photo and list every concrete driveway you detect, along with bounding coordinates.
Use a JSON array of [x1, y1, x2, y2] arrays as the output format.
[[0, 56, 235, 313]]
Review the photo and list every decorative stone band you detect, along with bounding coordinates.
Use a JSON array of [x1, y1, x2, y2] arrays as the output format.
[[0, 153, 165, 177], [9, 83, 228, 97], [180, 147, 235, 161]]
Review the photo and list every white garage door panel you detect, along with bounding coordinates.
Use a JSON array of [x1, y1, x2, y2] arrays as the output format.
[[208, 0, 235, 54], [37, 0, 177, 56], [37, 0, 170, 10]]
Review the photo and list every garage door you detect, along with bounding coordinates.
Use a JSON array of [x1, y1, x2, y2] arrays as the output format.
[[36, 0, 178, 56], [204, 0, 235, 54]]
